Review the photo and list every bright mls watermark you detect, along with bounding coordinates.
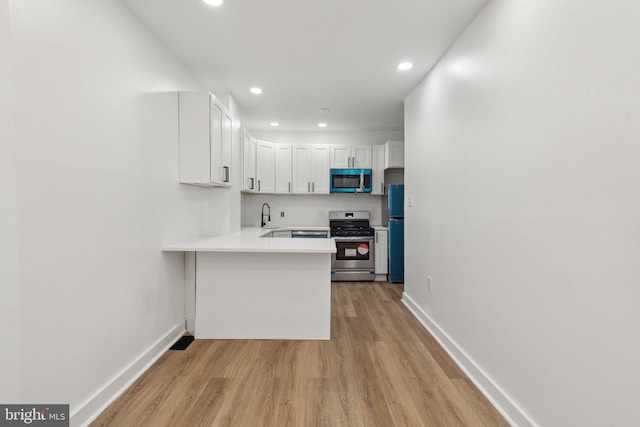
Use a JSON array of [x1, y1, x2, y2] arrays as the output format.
[[0, 405, 68, 426]]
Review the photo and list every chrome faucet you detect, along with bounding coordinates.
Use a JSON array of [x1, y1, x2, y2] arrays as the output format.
[[261, 202, 271, 227]]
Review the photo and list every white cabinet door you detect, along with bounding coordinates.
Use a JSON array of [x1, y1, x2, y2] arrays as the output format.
[[210, 103, 223, 183], [371, 144, 385, 195], [330, 144, 372, 168], [330, 145, 351, 168], [292, 145, 312, 193], [178, 91, 233, 187], [384, 140, 404, 169], [220, 111, 232, 184], [256, 140, 275, 193], [242, 128, 256, 192], [352, 145, 372, 168], [311, 145, 330, 194], [292, 144, 329, 194], [275, 143, 292, 194], [179, 92, 210, 185], [374, 229, 388, 275], [210, 99, 232, 184]]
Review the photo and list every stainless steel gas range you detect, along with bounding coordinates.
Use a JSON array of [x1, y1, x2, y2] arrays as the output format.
[[329, 211, 375, 281]]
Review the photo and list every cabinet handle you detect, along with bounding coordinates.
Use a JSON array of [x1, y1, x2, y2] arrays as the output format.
[[258, 180, 261, 191], [312, 182, 315, 192], [289, 182, 291, 193], [376, 232, 378, 244], [249, 177, 254, 190], [223, 166, 230, 183], [308, 182, 311, 192]]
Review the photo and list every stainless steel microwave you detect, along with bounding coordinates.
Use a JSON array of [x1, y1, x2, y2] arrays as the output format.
[[329, 169, 372, 193]]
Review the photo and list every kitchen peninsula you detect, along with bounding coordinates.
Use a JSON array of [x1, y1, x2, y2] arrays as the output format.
[[162, 228, 335, 340]]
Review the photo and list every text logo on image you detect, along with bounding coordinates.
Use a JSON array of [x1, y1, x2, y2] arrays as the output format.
[[0, 405, 69, 426]]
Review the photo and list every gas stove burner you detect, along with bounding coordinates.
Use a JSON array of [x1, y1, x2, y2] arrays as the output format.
[[329, 210, 374, 238]]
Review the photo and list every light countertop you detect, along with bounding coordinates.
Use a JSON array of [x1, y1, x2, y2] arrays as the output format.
[[372, 225, 389, 230], [162, 227, 336, 254]]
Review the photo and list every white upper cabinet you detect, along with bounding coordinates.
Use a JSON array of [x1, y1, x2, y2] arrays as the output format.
[[384, 140, 404, 169], [352, 145, 372, 168], [256, 140, 276, 193], [242, 128, 257, 192], [220, 110, 232, 182], [292, 144, 330, 194], [241, 138, 387, 196], [311, 145, 331, 193], [330, 145, 372, 169], [292, 145, 312, 194], [330, 145, 351, 168], [371, 144, 385, 195], [178, 92, 233, 187], [275, 143, 293, 194]]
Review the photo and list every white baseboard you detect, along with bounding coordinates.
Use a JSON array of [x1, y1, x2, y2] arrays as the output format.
[[71, 320, 186, 427], [401, 292, 535, 427]]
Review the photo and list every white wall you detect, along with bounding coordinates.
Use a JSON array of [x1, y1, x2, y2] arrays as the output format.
[[243, 130, 403, 227], [404, 1, 640, 426], [242, 193, 384, 228], [0, 0, 21, 403], [7, 0, 240, 423]]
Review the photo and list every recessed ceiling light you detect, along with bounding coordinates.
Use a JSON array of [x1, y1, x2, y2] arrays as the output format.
[[320, 108, 330, 113], [318, 123, 327, 128], [270, 122, 279, 127], [203, 0, 224, 6], [398, 62, 413, 71], [250, 87, 263, 95]]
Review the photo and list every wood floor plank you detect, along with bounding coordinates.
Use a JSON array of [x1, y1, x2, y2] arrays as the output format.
[[165, 377, 230, 427], [452, 378, 511, 427], [91, 282, 508, 427], [368, 341, 435, 426]]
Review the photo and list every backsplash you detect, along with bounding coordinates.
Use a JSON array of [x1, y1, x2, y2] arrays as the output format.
[[242, 193, 384, 227]]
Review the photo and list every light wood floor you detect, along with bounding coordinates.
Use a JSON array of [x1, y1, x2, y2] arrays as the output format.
[[91, 282, 509, 426]]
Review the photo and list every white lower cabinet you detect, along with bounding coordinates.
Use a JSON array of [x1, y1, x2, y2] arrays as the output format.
[[374, 228, 388, 280]]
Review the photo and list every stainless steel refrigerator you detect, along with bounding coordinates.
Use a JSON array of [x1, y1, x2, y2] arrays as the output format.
[[388, 184, 404, 282]]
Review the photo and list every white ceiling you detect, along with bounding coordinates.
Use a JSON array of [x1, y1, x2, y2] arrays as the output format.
[[121, 0, 488, 132]]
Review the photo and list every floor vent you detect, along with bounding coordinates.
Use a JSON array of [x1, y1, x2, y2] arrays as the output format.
[[170, 335, 194, 351]]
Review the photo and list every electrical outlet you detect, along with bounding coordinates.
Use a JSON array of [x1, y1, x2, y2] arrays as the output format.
[[407, 195, 414, 208], [427, 276, 433, 290], [280, 211, 285, 217]]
